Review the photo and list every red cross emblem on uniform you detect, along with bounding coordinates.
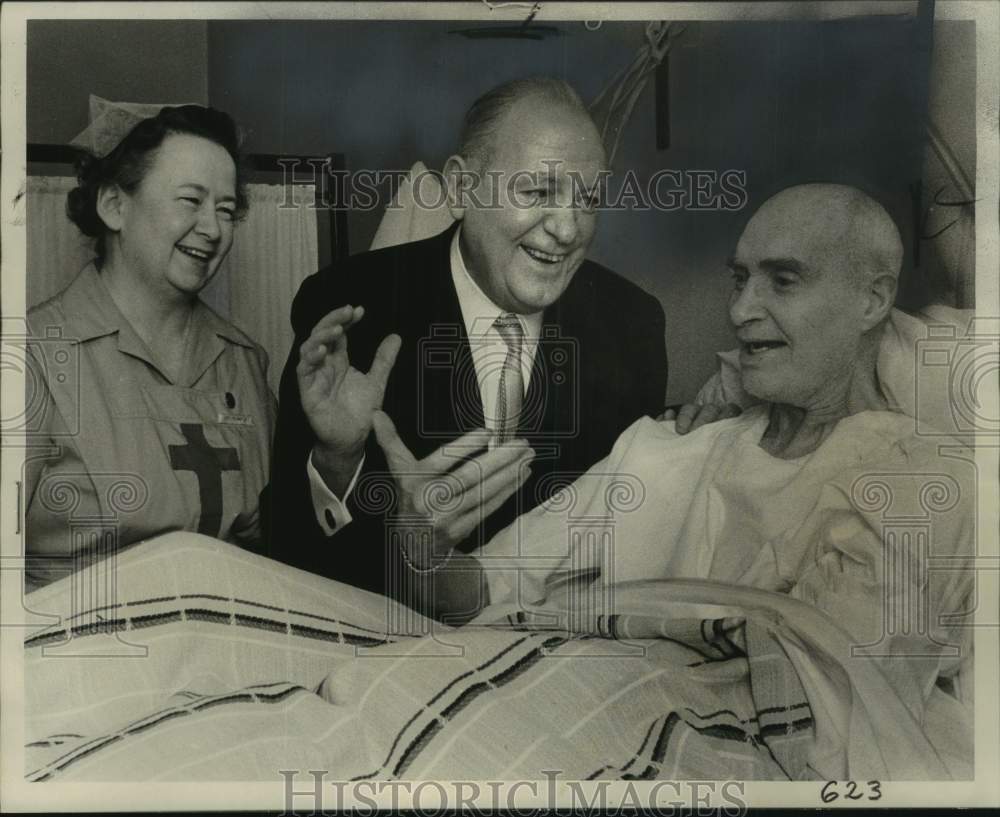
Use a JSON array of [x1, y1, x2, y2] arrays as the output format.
[[169, 423, 241, 537]]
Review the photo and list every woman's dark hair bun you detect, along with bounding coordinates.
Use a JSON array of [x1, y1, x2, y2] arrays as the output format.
[[65, 151, 108, 238]]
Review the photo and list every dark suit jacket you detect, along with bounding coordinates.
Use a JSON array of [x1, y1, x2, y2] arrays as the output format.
[[266, 224, 667, 597]]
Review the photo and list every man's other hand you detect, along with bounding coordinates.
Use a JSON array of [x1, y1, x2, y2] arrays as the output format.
[[659, 402, 742, 434], [298, 305, 401, 491], [372, 411, 534, 567]]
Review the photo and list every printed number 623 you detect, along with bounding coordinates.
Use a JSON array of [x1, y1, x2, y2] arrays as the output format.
[[821, 781, 882, 803]]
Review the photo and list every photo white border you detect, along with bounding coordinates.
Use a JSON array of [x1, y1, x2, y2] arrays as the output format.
[[2, 1, 997, 811]]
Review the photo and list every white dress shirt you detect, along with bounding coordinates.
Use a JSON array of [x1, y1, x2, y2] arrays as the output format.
[[308, 227, 541, 535], [448, 227, 542, 437]]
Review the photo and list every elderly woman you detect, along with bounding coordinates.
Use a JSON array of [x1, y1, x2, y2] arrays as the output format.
[[25, 105, 275, 591]]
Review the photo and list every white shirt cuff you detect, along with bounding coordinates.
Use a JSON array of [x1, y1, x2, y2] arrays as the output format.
[[307, 450, 364, 535]]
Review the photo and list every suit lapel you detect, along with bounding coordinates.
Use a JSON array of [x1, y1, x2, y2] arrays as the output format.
[[522, 282, 584, 446], [399, 227, 484, 457]]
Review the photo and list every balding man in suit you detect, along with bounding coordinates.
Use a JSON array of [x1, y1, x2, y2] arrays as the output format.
[[267, 78, 668, 608]]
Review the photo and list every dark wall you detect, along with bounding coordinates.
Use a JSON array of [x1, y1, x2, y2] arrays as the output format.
[[207, 17, 932, 402], [207, 21, 639, 254], [25, 17, 934, 403], [27, 20, 209, 143], [601, 18, 934, 399]]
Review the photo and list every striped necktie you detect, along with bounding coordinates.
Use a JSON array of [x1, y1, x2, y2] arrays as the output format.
[[493, 313, 524, 444]]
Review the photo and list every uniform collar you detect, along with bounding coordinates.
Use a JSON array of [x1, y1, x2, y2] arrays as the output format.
[[60, 262, 254, 386]]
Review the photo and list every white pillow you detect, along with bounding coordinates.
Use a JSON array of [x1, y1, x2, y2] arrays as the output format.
[[369, 161, 455, 251]]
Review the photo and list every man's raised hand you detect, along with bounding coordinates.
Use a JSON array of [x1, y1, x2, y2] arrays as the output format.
[[297, 305, 401, 492], [372, 411, 534, 568]]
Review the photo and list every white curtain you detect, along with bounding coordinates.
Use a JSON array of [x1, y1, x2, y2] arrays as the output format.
[[216, 183, 319, 393], [25, 178, 318, 394], [26, 176, 96, 308]]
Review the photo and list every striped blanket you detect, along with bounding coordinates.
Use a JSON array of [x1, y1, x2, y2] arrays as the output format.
[[23, 533, 960, 781]]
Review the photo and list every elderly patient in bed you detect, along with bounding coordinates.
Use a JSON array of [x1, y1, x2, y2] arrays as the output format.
[[401, 182, 973, 688], [24, 183, 974, 782]]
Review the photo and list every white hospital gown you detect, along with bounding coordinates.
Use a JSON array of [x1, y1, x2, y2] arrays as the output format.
[[480, 407, 975, 719]]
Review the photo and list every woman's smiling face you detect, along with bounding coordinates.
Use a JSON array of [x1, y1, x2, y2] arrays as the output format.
[[110, 132, 238, 300]]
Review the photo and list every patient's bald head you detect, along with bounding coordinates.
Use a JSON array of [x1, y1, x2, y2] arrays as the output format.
[[730, 184, 903, 408], [753, 183, 903, 293]]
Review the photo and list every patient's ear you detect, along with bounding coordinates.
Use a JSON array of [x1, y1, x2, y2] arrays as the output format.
[[444, 154, 475, 222], [860, 273, 898, 330], [96, 184, 126, 233]]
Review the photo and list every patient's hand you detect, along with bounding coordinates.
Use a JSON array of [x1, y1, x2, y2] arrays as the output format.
[[298, 305, 401, 494], [659, 402, 742, 434], [372, 411, 534, 566]]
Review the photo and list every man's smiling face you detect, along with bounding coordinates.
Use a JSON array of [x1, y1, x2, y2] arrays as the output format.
[[453, 94, 607, 314], [727, 189, 873, 408]]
